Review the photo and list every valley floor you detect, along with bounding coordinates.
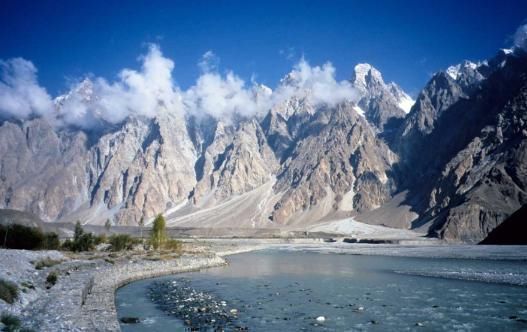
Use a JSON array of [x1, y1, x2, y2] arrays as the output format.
[[1, 242, 526, 331]]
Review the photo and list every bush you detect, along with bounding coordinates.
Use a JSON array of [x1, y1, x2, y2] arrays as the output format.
[[34, 258, 62, 270], [62, 222, 95, 252], [0, 224, 61, 250], [46, 272, 58, 287], [0, 279, 19, 304], [73, 233, 95, 252], [61, 239, 73, 251], [1, 312, 21, 332], [43, 232, 60, 250], [0, 224, 43, 250], [94, 234, 107, 246], [163, 239, 182, 253], [108, 234, 138, 251]]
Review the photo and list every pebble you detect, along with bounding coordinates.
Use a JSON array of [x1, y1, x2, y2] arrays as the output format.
[[148, 278, 247, 331]]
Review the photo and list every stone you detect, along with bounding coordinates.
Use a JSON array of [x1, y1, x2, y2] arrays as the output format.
[[120, 317, 140, 324]]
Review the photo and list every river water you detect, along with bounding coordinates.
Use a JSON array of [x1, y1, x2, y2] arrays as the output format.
[[116, 249, 527, 331]]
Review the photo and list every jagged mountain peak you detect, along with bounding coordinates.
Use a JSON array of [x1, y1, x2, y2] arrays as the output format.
[[351, 63, 384, 91], [446, 60, 480, 80], [387, 82, 414, 114], [1, 44, 525, 244], [350, 63, 413, 130], [54, 78, 96, 107]]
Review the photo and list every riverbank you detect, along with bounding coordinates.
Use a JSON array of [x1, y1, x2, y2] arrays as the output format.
[[0, 249, 227, 331]]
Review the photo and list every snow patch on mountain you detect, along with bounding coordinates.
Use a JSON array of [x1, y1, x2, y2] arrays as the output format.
[[353, 105, 365, 117], [446, 60, 480, 80]]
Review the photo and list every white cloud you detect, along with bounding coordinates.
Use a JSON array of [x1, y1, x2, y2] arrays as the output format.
[[183, 71, 264, 120], [514, 23, 527, 51], [184, 56, 356, 121], [198, 50, 219, 73], [0, 58, 54, 119], [57, 44, 183, 128], [0, 46, 356, 128], [272, 58, 357, 107]]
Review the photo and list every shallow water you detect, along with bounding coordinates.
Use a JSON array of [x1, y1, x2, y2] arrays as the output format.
[[116, 250, 527, 331]]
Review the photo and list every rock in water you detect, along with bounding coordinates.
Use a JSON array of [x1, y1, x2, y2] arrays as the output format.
[[120, 317, 140, 324]]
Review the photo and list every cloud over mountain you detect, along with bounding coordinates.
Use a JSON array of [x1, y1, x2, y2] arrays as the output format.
[[514, 23, 527, 51], [0, 45, 357, 128]]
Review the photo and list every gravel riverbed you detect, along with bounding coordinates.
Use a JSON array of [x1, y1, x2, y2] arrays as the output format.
[[0, 249, 226, 331]]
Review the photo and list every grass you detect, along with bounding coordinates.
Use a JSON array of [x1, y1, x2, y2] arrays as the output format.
[[1, 312, 21, 331], [163, 239, 183, 252], [46, 272, 58, 288], [108, 234, 139, 251], [0, 279, 19, 304], [0, 312, 36, 332], [33, 258, 62, 270], [104, 258, 115, 265], [20, 281, 35, 290]]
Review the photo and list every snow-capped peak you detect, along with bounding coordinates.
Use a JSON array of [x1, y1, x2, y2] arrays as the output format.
[[446, 60, 480, 80], [387, 83, 414, 113], [351, 63, 414, 114], [258, 84, 272, 95], [55, 78, 95, 107], [351, 63, 384, 88]]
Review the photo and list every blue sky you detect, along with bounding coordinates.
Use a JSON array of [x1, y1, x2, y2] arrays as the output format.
[[1, 0, 526, 96]]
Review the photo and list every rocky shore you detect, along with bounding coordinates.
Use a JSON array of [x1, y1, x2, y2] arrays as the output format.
[[0, 249, 226, 331]]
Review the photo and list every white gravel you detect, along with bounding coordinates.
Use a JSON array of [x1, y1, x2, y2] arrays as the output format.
[[0, 249, 65, 315]]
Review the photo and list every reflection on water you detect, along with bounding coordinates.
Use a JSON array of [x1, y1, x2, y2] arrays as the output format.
[[117, 250, 527, 331]]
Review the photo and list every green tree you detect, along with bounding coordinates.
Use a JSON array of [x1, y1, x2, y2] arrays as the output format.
[[69, 221, 95, 252], [104, 219, 112, 233], [150, 214, 166, 250], [74, 221, 83, 242], [138, 216, 145, 239]]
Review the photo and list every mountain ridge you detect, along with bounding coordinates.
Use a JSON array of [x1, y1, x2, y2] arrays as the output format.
[[0, 48, 526, 243]]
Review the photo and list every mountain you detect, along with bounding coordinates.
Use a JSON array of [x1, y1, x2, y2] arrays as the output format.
[[351, 64, 413, 132], [394, 48, 527, 242], [0, 49, 525, 243], [480, 204, 527, 244]]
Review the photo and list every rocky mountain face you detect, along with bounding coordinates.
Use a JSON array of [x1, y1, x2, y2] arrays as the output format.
[[351, 64, 412, 132], [396, 49, 527, 242], [271, 102, 397, 225], [0, 49, 525, 243]]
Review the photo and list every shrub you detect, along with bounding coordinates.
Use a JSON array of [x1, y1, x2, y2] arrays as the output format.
[[93, 234, 107, 246], [0, 279, 19, 304], [150, 214, 167, 250], [0, 224, 61, 250], [62, 221, 95, 252], [0, 224, 43, 250], [20, 281, 35, 290], [43, 232, 60, 250], [108, 234, 138, 251], [73, 233, 95, 252], [1, 312, 21, 332], [46, 271, 58, 287], [163, 239, 182, 253], [61, 239, 73, 251], [34, 258, 62, 270]]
